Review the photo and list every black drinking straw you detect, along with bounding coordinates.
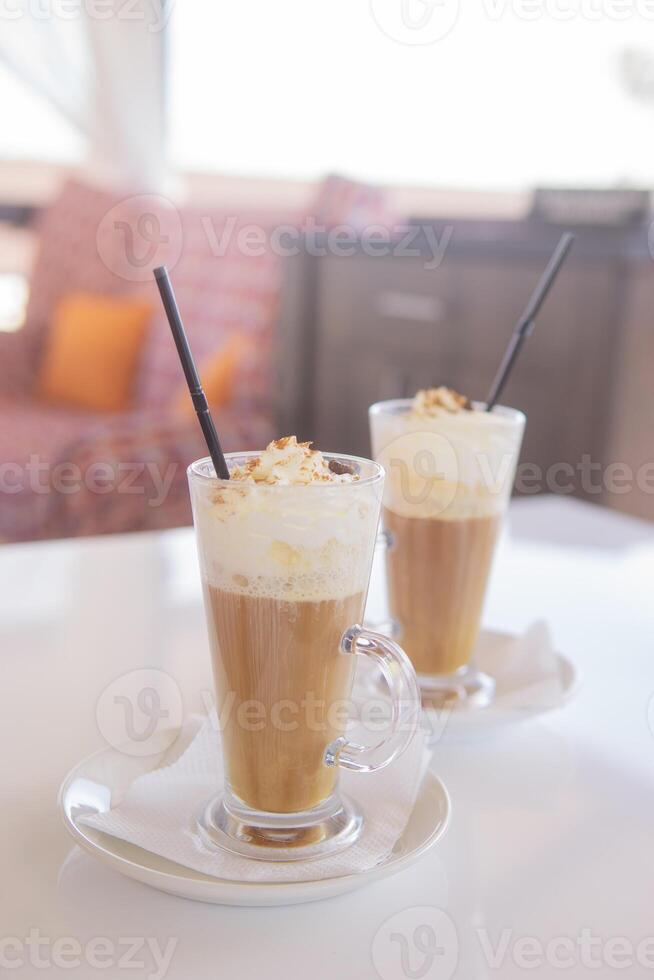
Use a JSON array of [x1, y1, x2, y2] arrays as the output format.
[[153, 266, 230, 480], [485, 232, 576, 411]]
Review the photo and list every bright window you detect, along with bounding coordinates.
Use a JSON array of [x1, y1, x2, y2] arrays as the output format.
[[0, 273, 28, 332], [170, 1, 653, 189], [0, 62, 83, 163]]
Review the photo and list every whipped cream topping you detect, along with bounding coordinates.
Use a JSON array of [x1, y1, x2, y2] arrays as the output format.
[[189, 444, 377, 601], [370, 401, 525, 521], [410, 387, 473, 418], [229, 436, 358, 486]]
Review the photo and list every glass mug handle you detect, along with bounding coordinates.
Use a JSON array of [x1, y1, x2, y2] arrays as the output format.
[[325, 624, 421, 773]]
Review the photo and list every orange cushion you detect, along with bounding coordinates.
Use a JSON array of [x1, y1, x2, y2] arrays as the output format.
[[173, 335, 249, 418], [38, 292, 152, 412]]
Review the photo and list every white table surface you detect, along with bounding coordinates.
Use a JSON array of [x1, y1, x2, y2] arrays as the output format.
[[1, 495, 653, 980]]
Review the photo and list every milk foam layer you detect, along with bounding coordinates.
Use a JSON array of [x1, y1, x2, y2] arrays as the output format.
[[370, 400, 525, 521], [189, 451, 382, 603]]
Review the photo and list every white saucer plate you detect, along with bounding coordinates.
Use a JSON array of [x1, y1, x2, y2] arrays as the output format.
[[421, 629, 579, 743], [58, 735, 450, 907]]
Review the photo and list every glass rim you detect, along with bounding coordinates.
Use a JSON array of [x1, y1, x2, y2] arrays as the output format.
[[188, 451, 384, 490], [368, 398, 526, 426]]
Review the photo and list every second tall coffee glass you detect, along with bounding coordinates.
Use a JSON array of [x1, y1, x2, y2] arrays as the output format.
[[370, 400, 525, 707]]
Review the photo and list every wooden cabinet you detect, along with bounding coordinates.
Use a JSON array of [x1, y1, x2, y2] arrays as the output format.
[[277, 220, 653, 519], [604, 261, 654, 522]]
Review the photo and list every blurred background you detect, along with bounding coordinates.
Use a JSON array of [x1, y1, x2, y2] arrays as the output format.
[[1, 0, 653, 542]]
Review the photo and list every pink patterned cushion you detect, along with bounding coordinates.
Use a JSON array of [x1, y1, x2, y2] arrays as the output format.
[[0, 395, 99, 467], [0, 333, 33, 397], [23, 180, 151, 383], [134, 205, 302, 411], [22, 175, 394, 415], [133, 175, 395, 412], [0, 398, 275, 543], [43, 408, 275, 540], [1, 173, 396, 543], [0, 395, 102, 542]]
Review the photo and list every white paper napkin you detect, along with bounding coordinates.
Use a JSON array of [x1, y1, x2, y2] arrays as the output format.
[[478, 621, 567, 708], [419, 622, 573, 743], [80, 716, 429, 883]]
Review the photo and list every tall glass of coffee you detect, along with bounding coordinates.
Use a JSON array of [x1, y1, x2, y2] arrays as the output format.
[[370, 389, 525, 707], [188, 437, 420, 861]]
